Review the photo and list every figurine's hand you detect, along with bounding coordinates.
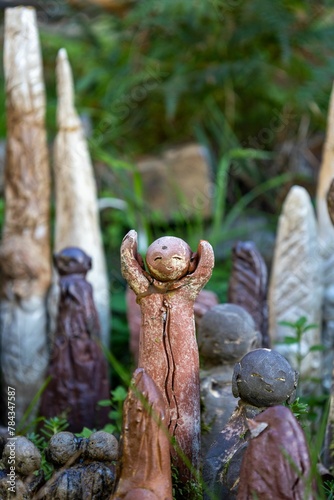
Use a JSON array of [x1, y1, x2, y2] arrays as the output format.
[[121, 230, 149, 295], [177, 240, 215, 297]]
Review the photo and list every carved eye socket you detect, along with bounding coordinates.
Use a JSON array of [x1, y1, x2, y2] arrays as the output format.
[[173, 256, 182, 261], [154, 256, 162, 261]]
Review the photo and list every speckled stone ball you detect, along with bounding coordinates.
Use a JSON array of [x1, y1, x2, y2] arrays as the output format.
[[3, 436, 41, 476], [46, 432, 80, 466], [232, 348, 298, 407], [86, 431, 118, 462], [146, 236, 192, 282]]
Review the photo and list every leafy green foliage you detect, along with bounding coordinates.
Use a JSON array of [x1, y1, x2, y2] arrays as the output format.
[[278, 316, 322, 378], [98, 385, 128, 435]]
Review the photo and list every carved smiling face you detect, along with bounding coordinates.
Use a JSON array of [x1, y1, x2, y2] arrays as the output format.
[[146, 236, 192, 282]]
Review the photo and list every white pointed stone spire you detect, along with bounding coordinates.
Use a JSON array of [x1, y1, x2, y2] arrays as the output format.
[[53, 48, 110, 346]]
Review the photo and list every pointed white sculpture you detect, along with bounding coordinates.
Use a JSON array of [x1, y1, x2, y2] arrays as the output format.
[[53, 48, 110, 346], [316, 83, 334, 391], [268, 186, 323, 391], [0, 7, 51, 421]]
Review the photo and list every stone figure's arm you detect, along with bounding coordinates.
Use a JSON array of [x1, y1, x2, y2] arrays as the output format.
[[175, 240, 215, 297], [121, 230, 150, 296]]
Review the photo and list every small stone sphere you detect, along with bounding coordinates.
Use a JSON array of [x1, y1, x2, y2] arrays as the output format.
[[46, 432, 80, 466], [198, 304, 261, 367], [232, 348, 298, 407], [3, 436, 41, 476], [146, 236, 192, 282], [86, 431, 118, 462]]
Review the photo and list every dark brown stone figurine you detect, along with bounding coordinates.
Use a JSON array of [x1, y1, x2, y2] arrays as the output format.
[[113, 368, 172, 500], [203, 348, 298, 499], [121, 230, 214, 484], [237, 405, 314, 499], [228, 241, 269, 347], [39, 247, 110, 432]]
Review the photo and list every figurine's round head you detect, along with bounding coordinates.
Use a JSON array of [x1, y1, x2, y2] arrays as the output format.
[[232, 348, 298, 407], [146, 236, 193, 282], [54, 247, 92, 276], [198, 304, 261, 367]]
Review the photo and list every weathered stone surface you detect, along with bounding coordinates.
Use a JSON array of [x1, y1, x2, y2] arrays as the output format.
[[0, 6, 51, 423], [268, 186, 323, 391], [112, 368, 172, 500], [232, 348, 298, 407], [53, 48, 110, 346], [121, 230, 214, 487], [136, 143, 212, 220], [228, 241, 269, 347], [0, 436, 44, 499], [237, 406, 313, 500], [203, 348, 298, 499], [3, 436, 41, 476], [198, 304, 261, 458], [39, 248, 110, 432], [46, 432, 80, 466]]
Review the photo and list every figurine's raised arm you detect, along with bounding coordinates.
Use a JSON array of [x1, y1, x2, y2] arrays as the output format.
[[121, 230, 150, 295], [183, 239, 215, 298]]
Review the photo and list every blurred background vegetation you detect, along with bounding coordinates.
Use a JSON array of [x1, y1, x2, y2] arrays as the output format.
[[0, 0, 334, 383]]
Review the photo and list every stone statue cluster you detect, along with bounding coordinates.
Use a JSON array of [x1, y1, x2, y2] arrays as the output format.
[[0, 6, 110, 425], [2, 5, 334, 500], [0, 431, 118, 499]]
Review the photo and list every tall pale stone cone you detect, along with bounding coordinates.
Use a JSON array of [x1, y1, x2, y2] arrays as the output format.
[[316, 83, 334, 391], [53, 48, 110, 346], [317, 82, 334, 260], [268, 186, 323, 392], [0, 7, 51, 422]]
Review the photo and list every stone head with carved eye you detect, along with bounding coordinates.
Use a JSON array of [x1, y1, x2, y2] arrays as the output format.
[[232, 348, 298, 407], [145, 236, 195, 282]]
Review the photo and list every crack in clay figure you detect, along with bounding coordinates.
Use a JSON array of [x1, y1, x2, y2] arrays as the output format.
[[113, 368, 173, 500], [237, 405, 314, 500], [39, 247, 110, 432], [126, 286, 218, 364], [228, 241, 269, 348], [121, 230, 214, 484], [203, 348, 298, 499], [197, 303, 261, 458]]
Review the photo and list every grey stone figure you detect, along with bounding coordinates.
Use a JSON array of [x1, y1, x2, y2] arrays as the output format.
[[197, 303, 261, 458], [202, 348, 298, 499]]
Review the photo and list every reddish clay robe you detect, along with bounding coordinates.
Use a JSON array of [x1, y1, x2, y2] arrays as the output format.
[[121, 230, 214, 481]]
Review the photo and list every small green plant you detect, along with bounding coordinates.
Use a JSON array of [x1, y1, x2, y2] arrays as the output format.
[[287, 397, 309, 421], [98, 385, 128, 435], [278, 316, 323, 381]]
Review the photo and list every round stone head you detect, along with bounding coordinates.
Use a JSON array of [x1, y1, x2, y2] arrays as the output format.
[[146, 236, 193, 282], [232, 348, 298, 407], [54, 247, 92, 276], [198, 304, 261, 367]]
